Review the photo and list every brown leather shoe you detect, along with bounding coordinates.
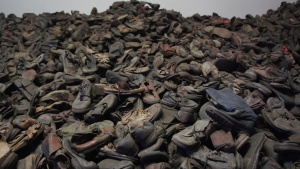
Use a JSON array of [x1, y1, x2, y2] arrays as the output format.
[[14, 78, 38, 101], [97, 84, 146, 95], [12, 115, 36, 130], [9, 123, 45, 152], [235, 133, 250, 151], [71, 121, 115, 154], [210, 130, 235, 152], [244, 90, 265, 111], [41, 133, 62, 159], [62, 138, 98, 169], [140, 82, 161, 104], [120, 103, 162, 125], [159, 44, 176, 57]]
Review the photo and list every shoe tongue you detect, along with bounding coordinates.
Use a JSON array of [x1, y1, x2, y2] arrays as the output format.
[[79, 83, 91, 101]]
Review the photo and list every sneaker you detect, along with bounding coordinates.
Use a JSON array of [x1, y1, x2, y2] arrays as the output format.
[[205, 88, 257, 133]]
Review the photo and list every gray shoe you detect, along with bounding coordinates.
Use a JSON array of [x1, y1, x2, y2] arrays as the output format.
[[114, 133, 140, 157], [198, 101, 215, 120], [138, 138, 164, 158], [186, 145, 241, 169], [62, 138, 98, 169], [172, 119, 214, 149], [72, 79, 95, 113], [133, 121, 165, 148], [109, 42, 124, 61], [59, 50, 79, 74], [85, 94, 118, 123], [98, 159, 135, 169], [262, 97, 300, 135], [176, 98, 198, 124]]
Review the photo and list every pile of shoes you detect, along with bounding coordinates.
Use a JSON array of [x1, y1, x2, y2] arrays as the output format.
[[1, 0, 300, 168]]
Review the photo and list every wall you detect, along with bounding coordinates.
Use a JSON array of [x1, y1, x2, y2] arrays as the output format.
[[0, 0, 297, 19]]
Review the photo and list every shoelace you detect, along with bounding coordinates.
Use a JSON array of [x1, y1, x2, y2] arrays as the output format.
[[123, 109, 149, 123], [65, 51, 80, 65], [17, 58, 25, 69], [279, 110, 294, 120], [79, 83, 91, 101], [86, 55, 94, 68], [81, 49, 94, 68]]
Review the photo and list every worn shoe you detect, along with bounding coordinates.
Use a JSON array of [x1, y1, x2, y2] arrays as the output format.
[[0, 141, 18, 169], [186, 145, 242, 169], [262, 97, 300, 135], [274, 134, 300, 153], [172, 119, 214, 149], [62, 138, 98, 169], [121, 103, 162, 125], [71, 120, 115, 154], [41, 133, 62, 159], [14, 78, 38, 101], [72, 79, 95, 113], [85, 94, 118, 123], [205, 88, 257, 133], [0, 122, 13, 141], [12, 115, 36, 130], [244, 90, 265, 111], [243, 133, 267, 169], [132, 121, 165, 148], [114, 133, 140, 157], [9, 123, 45, 152], [97, 158, 135, 169], [210, 130, 235, 152], [140, 82, 161, 104]]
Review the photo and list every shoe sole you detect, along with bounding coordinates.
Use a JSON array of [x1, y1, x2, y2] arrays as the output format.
[[235, 135, 249, 151], [274, 143, 300, 153], [0, 152, 18, 169], [98, 149, 139, 164], [206, 109, 251, 134], [243, 133, 266, 169]]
